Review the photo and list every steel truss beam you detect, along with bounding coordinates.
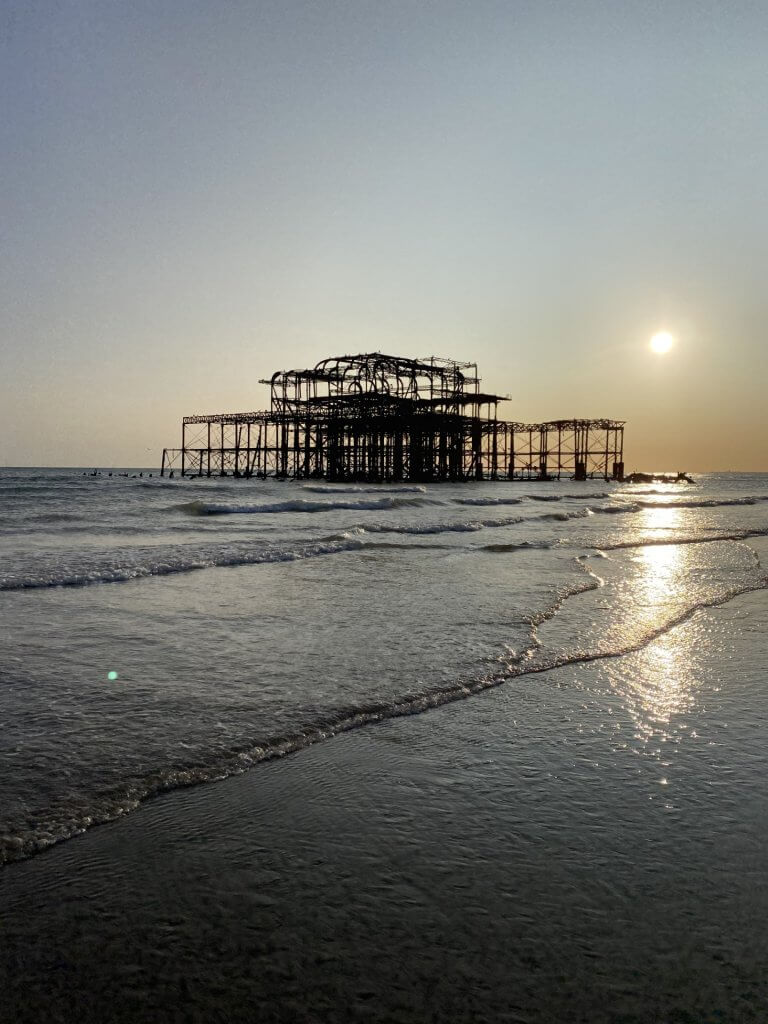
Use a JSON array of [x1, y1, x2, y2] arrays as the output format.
[[160, 353, 625, 482]]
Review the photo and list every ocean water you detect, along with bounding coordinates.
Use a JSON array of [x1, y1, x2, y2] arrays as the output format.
[[1, 468, 767, 870]]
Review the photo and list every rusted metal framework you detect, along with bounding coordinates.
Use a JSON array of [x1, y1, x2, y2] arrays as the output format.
[[160, 353, 625, 482]]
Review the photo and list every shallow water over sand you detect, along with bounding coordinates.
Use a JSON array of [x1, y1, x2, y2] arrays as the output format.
[[1, 470, 767, 867], [2, 588, 766, 1022]]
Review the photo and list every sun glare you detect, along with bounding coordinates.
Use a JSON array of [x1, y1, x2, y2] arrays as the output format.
[[650, 331, 674, 354]]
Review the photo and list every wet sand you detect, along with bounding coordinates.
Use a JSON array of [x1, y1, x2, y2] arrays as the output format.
[[2, 590, 767, 1024]]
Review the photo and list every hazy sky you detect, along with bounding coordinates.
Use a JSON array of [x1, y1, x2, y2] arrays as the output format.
[[2, 0, 766, 470]]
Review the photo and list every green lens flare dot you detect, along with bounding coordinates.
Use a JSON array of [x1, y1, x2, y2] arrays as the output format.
[[107, 671, 119, 681]]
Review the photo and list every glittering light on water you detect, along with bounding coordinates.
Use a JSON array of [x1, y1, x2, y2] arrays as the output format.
[[107, 671, 119, 681], [619, 502, 698, 751]]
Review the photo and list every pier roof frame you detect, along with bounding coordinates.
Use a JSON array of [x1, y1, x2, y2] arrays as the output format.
[[260, 351, 504, 405]]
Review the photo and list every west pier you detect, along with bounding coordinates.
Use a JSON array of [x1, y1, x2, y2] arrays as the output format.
[[160, 352, 625, 482]]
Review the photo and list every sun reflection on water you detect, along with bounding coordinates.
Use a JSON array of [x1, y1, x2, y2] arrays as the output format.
[[634, 505, 688, 622], [629, 633, 695, 746], [621, 503, 698, 750]]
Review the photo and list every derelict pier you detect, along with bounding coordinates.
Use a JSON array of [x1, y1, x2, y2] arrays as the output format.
[[160, 353, 625, 482]]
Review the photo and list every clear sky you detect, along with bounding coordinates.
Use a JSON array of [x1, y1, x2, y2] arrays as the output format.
[[2, 0, 766, 470]]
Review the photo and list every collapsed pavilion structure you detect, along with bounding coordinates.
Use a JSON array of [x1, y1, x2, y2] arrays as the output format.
[[160, 352, 625, 482]]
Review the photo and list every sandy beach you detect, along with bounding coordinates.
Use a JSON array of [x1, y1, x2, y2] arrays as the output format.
[[3, 587, 767, 1023]]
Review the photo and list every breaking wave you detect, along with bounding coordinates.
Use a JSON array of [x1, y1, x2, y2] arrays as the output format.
[[558, 492, 612, 500], [0, 538, 372, 590], [477, 527, 768, 555], [539, 508, 594, 522], [301, 484, 427, 494], [179, 495, 429, 515], [597, 527, 768, 550], [634, 497, 762, 509], [453, 496, 524, 507], [348, 506, 599, 538], [594, 502, 640, 515], [480, 540, 559, 553], [361, 514, 523, 536]]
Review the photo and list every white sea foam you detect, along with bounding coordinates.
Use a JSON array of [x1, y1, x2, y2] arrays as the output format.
[[301, 484, 428, 494], [635, 497, 759, 509], [180, 495, 427, 515], [453, 496, 525, 507], [0, 537, 369, 590]]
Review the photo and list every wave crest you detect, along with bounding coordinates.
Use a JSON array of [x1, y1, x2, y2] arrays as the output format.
[[179, 495, 427, 516]]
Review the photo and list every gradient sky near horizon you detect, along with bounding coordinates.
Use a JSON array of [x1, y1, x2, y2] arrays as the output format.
[[2, 0, 767, 470]]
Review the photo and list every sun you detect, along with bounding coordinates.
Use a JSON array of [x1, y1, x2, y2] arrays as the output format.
[[650, 331, 674, 354]]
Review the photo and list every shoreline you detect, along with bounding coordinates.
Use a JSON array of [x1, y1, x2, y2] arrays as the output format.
[[4, 563, 766, 871], [2, 589, 767, 1023]]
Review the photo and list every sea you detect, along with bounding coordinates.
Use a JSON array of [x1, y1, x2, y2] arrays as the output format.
[[1, 468, 766, 868]]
